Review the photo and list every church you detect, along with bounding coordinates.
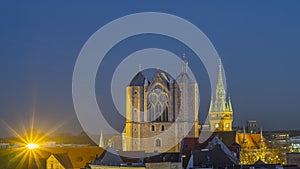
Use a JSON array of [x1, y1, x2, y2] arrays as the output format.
[[121, 55, 234, 153], [122, 55, 199, 153]]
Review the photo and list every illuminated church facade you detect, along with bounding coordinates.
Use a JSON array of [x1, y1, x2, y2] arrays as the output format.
[[122, 56, 199, 153]]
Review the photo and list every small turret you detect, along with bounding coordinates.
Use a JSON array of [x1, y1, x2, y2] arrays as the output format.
[[242, 127, 248, 146], [258, 128, 265, 149], [228, 94, 233, 112], [99, 129, 104, 148], [176, 53, 193, 83]]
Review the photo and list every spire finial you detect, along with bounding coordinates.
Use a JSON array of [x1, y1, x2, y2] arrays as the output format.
[[259, 127, 264, 147], [182, 53, 188, 73], [209, 95, 214, 112], [138, 64, 142, 72], [218, 58, 223, 84], [228, 93, 233, 111], [242, 126, 247, 144], [99, 129, 104, 147], [216, 57, 226, 102]]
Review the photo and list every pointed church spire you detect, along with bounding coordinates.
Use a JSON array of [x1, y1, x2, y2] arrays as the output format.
[[259, 128, 263, 141], [217, 58, 224, 86], [242, 127, 247, 145], [181, 53, 188, 74], [184, 53, 188, 73], [215, 58, 226, 111], [228, 94, 233, 112], [259, 128, 265, 148], [209, 96, 213, 112], [99, 129, 104, 148]]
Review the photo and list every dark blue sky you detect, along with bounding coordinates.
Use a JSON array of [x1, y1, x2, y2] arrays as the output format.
[[0, 1, 300, 136]]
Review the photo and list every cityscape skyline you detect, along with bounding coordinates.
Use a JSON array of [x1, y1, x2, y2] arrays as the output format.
[[1, 1, 300, 137]]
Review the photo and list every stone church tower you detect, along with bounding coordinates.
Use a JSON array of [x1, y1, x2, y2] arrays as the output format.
[[209, 60, 233, 131], [122, 55, 198, 153]]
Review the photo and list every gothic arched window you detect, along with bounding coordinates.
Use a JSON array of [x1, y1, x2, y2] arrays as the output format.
[[155, 139, 161, 147], [148, 87, 168, 122]]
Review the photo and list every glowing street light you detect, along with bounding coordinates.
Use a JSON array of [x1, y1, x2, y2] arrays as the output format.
[[26, 143, 39, 150]]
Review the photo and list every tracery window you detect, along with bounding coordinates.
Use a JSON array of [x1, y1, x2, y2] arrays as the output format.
[[148, 87, 169, 121]]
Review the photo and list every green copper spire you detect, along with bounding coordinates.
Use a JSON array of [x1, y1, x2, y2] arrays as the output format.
[[209, 96, 213, 112], [259, 128, 265, 148], [242, 127, 247, 144], [228, 94, 233, 112], [99, 129, 104, 148], [214, 59, 226, 111], [217, 59, 224, 87], [216, 59, 226, 100]]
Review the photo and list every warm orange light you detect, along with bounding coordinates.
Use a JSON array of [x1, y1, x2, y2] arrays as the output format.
[[26, 143, 39, 149]]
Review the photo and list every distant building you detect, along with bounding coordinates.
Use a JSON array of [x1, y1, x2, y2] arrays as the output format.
[[186, 136, 239, 169], [0, 143, 9, 150], [209, 60, 233, 132], [89, 147, 181, 169], [44, 146, 103, 169], [290, 136, 300, 151], [47, 154, 73, 169], [181, 131, 240, 168], [246, 121, 259, 134], [264, 132, 290, 149], [286, 152, 300, 167]]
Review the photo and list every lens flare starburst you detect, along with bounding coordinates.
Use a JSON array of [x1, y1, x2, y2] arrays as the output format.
[[26, 143, 39, 150], [1, 112, 66, 169]]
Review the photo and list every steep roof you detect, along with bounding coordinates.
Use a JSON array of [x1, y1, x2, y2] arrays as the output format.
[[176, 72, 193, 83], [207, 136, 239, 164], [43, 146, 104, 168], [192, 143, 239, 168], [118, 151, 146, 160], [191, 136, 239, 168], [52, 153, 73, 169], [92, 147, 123, 166], [236, 133, 268, 148], [129, 72, 149, 86], [150, 70, 171, 87], [182, 131, 237, 169], [176, 54, 194, 83], [144, 152, 180, 163]]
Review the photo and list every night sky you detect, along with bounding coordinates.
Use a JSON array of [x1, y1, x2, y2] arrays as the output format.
[[0, 1, 300, 137]]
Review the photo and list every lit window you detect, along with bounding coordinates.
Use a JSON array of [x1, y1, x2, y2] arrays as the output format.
[[226, 123, 229, 128], [215, 124, 219, 128]]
